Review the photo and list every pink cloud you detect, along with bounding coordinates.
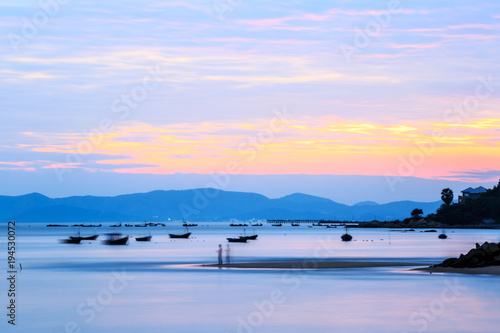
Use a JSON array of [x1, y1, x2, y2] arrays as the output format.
[[327, 9, 429, 16], [447, 23, 500, 30], [389, 43, 439, 49]]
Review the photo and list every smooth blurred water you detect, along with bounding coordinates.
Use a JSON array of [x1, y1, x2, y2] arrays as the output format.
[[1, 223, 499, 333]]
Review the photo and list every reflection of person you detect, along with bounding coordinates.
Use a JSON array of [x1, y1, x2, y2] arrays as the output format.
[[225, 244, 231, 264], [217, 244, 223, 265]]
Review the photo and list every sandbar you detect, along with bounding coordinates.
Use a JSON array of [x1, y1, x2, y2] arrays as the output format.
[[202, 260, 428, 269]]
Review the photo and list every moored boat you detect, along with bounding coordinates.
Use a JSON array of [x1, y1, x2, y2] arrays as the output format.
[[341, 226, 353, 241], [169, 232, 191, 239], [60, 238, 81, 244], [103, 233, 129, 245], [70, 234, 99, 241], [227, 237, 247, 243], [341, 233, 353, 241], [240, 235, 258, 240], [135, 235, 152, 242]]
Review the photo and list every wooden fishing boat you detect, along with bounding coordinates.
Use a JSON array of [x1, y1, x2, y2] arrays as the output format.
[[60, 238, 81, 244], [227, 237, 247, 243], [70, 234, 98, 241], [169, 232, 191, 239], [135, 235, 152, 242], [240, 235, 258, 241], [103, 233, 129, 245]]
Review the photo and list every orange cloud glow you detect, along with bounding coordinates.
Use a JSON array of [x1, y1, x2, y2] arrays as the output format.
[[12, 117, 500, 181]]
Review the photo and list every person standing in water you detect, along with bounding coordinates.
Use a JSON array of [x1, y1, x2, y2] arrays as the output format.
[[217, 244, 223, 265], [225, 244, 231, 264]]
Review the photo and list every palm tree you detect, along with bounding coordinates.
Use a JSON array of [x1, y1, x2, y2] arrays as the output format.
[[441, 188, 454, 206]]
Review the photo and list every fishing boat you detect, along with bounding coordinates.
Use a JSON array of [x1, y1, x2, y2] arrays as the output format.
[[110, 223, 121, 227], [251, 223, 263, 227], [125, 224, 133, 227], [169, 232, 191, 239], [60, 238, 81, 244], [182, 223, 198, 227], [70, 234, 98, 241], [103, 233, 129, 245], [135, 235, 152, 242], [341, 226, 353, 242], [227, 237, 247, 243], [291, 223, 300, 227], [438, 229, 448, 239], [230, 223, 248, 227], [271, 223, 282, 227], [239, 235, 258, 241]]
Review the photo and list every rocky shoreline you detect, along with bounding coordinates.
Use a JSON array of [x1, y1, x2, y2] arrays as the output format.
[[433, 242, 500, 269], [352, 218, 499, 229]]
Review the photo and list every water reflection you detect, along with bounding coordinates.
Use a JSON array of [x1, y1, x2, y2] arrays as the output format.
[[1, 224, 499, 332]]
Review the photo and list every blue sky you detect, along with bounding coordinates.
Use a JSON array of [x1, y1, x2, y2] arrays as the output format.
[[1, 0, 499, 203]]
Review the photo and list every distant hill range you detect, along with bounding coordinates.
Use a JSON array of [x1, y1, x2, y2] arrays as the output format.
[[0, 190, 444, 223]]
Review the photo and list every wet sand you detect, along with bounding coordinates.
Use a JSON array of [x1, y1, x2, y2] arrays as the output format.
[[202, 260, 500, 275], [202, 260, 428, 269], [414, 266, 500, 276]]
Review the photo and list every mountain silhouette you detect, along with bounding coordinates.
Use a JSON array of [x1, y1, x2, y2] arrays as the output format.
[[0, 189, 443, 222]]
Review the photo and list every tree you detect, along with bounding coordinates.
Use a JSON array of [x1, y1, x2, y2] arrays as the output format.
[[441, 188, 454, 206], [411, 208, 423, 219]]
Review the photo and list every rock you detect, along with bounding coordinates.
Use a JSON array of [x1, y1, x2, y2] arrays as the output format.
[[469, 258, 481, 268], [484, 243, 499, 256], [462, 249, 477, 262], [435, 243, 500, 269], [440, 258, 458, 267], [481, 242, 490, 252]]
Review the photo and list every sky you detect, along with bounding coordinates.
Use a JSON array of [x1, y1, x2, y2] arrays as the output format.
[[1, 0, 499, 203]]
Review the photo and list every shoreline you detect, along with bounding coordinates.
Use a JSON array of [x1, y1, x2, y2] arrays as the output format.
[[414, 266, 500, 276]]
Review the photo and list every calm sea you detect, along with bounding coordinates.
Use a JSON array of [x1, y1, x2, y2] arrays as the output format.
[[1, 223, 499, 333]]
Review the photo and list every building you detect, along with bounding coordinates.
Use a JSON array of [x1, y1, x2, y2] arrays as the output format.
[[458, 186, 487, 203]]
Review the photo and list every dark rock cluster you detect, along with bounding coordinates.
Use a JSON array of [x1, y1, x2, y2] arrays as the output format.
[[434, 242, 500, 268]]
